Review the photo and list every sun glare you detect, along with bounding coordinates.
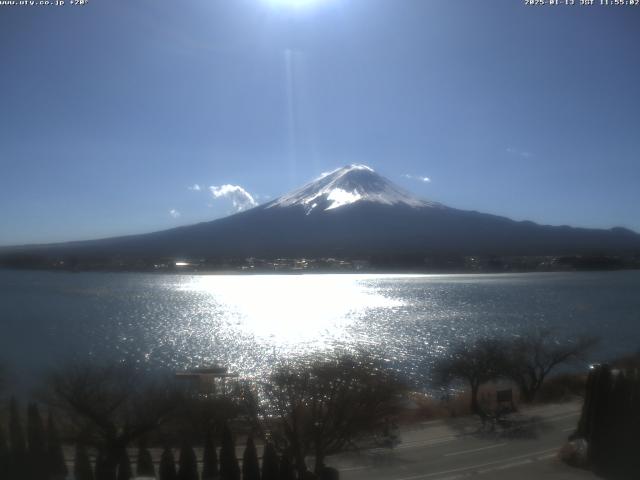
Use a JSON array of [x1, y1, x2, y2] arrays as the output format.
[[264, 0, 328, 9], [180, 274, 401, 347]]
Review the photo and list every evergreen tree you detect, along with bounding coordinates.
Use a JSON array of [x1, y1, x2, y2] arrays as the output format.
[[27, 403, 47, 480], [159, 447, 178, 480], [318, 467, 339, 480], [0, 425, 10, 480], [587, 365, 613, 471], [73, 444, 94, 480], [117, 450, 133, 480], [260, 443, 279, 480], [241, 437, 259, 480], [578, 364, 640, 477], [8, 397, 27, 480], [201, 432, 218, 480], [630, 369, 640, 474], [607, 371, 633, 477], [278, 452, 294, 480], [47, 412, 69, 480], [219, 423, 240, 480], [178, 442, 199, 480], [95, 449, 117, 480], [136, 442, 156, 478]]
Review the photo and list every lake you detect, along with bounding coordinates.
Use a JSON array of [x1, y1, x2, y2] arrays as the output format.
[[1, 269, 639, 391]]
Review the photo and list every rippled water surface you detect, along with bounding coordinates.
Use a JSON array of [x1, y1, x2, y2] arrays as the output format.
[[1, 270, 639, 387]]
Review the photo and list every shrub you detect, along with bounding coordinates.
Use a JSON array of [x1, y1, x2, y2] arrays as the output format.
[[178, 442, 199, 480], [242, 437, 259, 480], [73, 444, 94, 480], [159, 447, 178, 480], [202, 432, 218, 480]]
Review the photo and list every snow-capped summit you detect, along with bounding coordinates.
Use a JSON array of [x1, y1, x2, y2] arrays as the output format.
[[7, 163, 640, 261], [266, 164, 440, 214]]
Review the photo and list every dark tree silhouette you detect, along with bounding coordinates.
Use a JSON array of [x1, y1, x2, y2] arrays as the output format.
[[263, 355, 405, 475], [261, 443, 279, 480], [47, 411, 69, 480], [318, 466, 340, 480], [278, 452, 295, 480], [159, 447, 178, 480], [74, 444, 95, 480], [576, 364, 640, 478], [178, 442, 199, 480], [503, 330, 597, 402], [27, 403, 47, 480], [242, 436, 260, 480], [219, 422, 240, 480], [116, 450, 133, 480], [8, 397, 27, 480], [95, 449, 115, 480], [46, 363, 182, 478], [136, 442, 156, 478], [0, 425, 9, 480], [201, 432, 218, 480], [433, 339, 504, 414]]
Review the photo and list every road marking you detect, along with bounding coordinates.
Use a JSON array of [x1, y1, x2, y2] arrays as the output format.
[[536, 453, 557, 461], [400, 410, 579, 451], [443, 442, 507, 457], [339, 449, 559, 478], [397, 436, 457, 450], [339, 408, 579, 478], [340, 465, 369, 472], [478, 458, 533, 473], [544, 411, 580, 422], [393, 447, 558, 480], [401, 410, 580, 448]]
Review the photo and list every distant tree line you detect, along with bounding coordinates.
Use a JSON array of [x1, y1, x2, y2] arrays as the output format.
[[3, 251, 639, 273]]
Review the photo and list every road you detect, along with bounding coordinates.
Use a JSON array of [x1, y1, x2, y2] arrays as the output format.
[[328, 402, 600, 480]]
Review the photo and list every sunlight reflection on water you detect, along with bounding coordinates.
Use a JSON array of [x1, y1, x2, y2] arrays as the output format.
[[159, 274, 413, 379], [179, 274, 403, 344], [2, 270, 639, 387]]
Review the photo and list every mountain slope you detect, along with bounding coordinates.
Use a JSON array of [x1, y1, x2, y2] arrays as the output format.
[[3, 165, 640, 260], [266, 164, 439, 213]]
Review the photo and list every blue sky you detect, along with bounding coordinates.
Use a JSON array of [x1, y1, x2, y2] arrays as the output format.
[[1, 0, 639, 246]]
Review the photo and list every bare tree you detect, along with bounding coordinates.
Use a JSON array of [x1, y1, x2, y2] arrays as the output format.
[[262, 355, 406, 476], [44, 362, 182, 478], [433, 339, 504, 414], [503, 329, 597, 403]]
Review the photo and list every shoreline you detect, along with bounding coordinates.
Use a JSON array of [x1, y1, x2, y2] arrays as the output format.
[[1, 265, 639, 276]]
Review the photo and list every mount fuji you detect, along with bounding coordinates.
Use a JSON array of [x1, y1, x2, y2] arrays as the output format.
[[3, 165, 640, 262], [265, 164, 437, 213]]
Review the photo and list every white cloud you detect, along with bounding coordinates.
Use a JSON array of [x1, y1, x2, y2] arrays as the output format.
[[188, 184, 201, 191], [403, 174, 431, 183], [169, 209, 181, 218], [209, 184, 258, 212], [506, 147, 533, 159]]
